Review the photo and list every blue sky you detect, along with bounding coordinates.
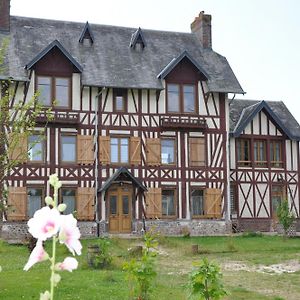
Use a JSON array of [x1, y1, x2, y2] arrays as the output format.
[[11, 0, 300, 123]]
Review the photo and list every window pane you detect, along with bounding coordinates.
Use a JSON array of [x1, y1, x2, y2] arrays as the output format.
[[111, 138, 119, 163], [37, 76, 51, 106], [120, 138, 129, 163], [62, 189, 76, 214], [115, 96, 124, 111], [110, 196, 117, 215], [61, 135, 76, 162], [191, 190, 204, 216], [122, 195, 129, 215], [183, 85, 195, 113], [162, 190, 175, 216], [28, 135, 44, 161], [27, 188, 43, 217], [167, 84, 179, 112], [55, 78, 69, 107], [161, 139, 175, 164]]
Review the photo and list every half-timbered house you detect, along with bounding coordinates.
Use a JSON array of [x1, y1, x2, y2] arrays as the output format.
[[229, 100, 300, 232], [1, 0, 299, 237]]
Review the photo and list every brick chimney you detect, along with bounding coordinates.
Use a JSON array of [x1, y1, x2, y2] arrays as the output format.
[[191, 11, 212, 48], [0, 0, 10, 31]]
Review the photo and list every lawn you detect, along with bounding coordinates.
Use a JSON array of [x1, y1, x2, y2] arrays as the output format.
[[1, 234, 300, 299]]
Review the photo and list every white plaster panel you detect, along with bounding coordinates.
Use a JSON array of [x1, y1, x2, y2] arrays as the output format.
[[255, 184, 269, 218], [230, 138, 236, 169], [261, 112, 268, 135], [292, 141, 298, 171], [127, 90, 136, 113], [286, 140, 291, 170], [72, 73, 81, 110], [269, 120, 276, 135], [82, 87, 89, 111], [25, 70, 35, 103], [160, 131, 176, 136], [149, 90, 157, 114], [198, 82, 206, 115], [104, 89, 113, 112], [142, 90, 148, 113], [158, 89, 165, 114], [252, 114, 259, 135], [239, 184, 253, 217], [109, 130, 130, 135]]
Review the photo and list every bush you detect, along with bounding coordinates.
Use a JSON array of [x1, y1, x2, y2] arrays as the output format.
[[276, 199, 295, 237], [189, 258, 227, 300]]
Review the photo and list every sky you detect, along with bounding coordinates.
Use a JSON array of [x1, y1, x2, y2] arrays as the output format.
[[10, 0, 300, 123]]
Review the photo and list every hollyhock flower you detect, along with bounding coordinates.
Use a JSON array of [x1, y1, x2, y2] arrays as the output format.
[[59, 214, 82, 255], [28, 206, 61, 241], [24, 240, 49, 271], [56, 257, 78, 272], [40, 291, 50, 300], [49, 173, 62, 189]]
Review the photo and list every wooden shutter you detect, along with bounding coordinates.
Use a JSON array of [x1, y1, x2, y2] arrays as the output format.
[[77, 135, 94, 164], [146, 138, 161, 166], [190, 137, 205, 167], [77, 187, 95, 221], [99, 136, 110, 164], [130, 136, 141, 165], [8, 133, 28, 162], [204, 188, 222, 218], [145, 188, 162, 219], [7, 187, 27, 221]]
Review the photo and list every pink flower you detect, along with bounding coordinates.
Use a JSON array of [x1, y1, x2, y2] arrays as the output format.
[[24, 240, 49, 271], [56, 257, 78, 272], [28, 207, 61, 241], [59, 214, 82, 255]]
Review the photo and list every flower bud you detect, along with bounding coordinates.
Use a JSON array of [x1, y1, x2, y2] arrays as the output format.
[[40, 291, 50, 300], [57, 203, 67, 212], [45, 196, 54, 206]]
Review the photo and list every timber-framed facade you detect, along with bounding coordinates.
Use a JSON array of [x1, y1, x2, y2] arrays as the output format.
[[1, 1, 300, 237]]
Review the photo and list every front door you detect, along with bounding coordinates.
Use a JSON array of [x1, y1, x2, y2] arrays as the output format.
[[108, 185, 132, 233]]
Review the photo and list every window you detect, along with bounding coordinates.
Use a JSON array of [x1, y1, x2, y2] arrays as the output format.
[[61, 135, 76, 162], [161, 139, 175, 164], [162, 189, 176, 217], [61, 188, 76, 215], [113, 89, 127, 112], [111, 137, 129, 164], [191, 189, 204, 217], [270, 140, 283, 168], [271, 185, 286, 216], [236, 139, 251, 166], [27, 188, 43, 218], [167, 83, 196, 114], [254, 140, 267, 167], [28, 134, 45, 162], [36, 75, 71, 107]]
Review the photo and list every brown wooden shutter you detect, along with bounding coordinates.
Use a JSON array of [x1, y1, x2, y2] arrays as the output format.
[[99, 136, 110, 164], [145, 187, 162, 219], [190, 137, 205, 167], [7, 187, 27, 221], [77, 187, 95, 221], [204, 188, 222, 218], [130, 136, 141, 165], [77, 135, 94, 164], [146, 138, 161, 166], [8, 133, 28, 163]]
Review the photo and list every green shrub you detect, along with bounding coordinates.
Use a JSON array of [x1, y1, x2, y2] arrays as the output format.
[[276, 199, 295, 237], [123, 231, 158, 300], [189, 258, 227, 300]]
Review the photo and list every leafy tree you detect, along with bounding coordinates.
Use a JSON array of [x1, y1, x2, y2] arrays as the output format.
[[276, 199, 295, 237], [0, 39, 52, 221], [189, 258, 227, 300]]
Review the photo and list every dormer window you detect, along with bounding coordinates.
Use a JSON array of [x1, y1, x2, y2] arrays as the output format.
[[167, 83, 196, 114], [113, 89, 127, 112], [36, 75, 71, 108], [130, 27, 146, 50]]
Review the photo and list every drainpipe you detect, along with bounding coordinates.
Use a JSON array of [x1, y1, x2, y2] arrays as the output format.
[[94, 87, 106, 237]]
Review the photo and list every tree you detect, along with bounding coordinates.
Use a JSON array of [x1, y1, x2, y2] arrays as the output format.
[[0, 39, 52, 222]]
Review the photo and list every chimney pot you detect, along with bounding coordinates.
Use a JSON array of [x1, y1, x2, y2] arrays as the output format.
[[0, 0, 10, 32], [191, 11, 212, 49]]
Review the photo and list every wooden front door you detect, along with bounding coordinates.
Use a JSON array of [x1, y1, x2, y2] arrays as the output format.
[[108, 185, 132, 233]]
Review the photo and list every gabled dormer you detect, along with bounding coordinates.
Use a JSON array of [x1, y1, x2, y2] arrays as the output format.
[[129, 27, 146, 50], [25, 40, 82, 108], [79, 21, 94, 45]]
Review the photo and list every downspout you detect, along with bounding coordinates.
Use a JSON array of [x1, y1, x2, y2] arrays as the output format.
[[94, 87, 106, 237]]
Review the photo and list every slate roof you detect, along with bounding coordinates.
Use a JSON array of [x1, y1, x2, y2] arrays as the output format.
[[0, 16, 244, 93], [229, 99, 300, 141]]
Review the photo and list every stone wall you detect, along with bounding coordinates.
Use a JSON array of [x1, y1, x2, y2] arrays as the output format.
[[133, 219, 230, 236]]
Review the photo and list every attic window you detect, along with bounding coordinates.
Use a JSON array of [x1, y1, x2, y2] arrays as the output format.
[[79, 21, 94, 45], [130, 27, 146, 50]]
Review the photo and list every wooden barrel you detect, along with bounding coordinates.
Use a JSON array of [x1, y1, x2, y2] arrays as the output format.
[[87, 245, 100, 267]]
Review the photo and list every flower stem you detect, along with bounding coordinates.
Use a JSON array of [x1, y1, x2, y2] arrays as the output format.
[[50, 185, 58, 300]]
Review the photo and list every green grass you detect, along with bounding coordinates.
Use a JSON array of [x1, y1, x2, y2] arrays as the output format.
[[1, 235, 300, 299]]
